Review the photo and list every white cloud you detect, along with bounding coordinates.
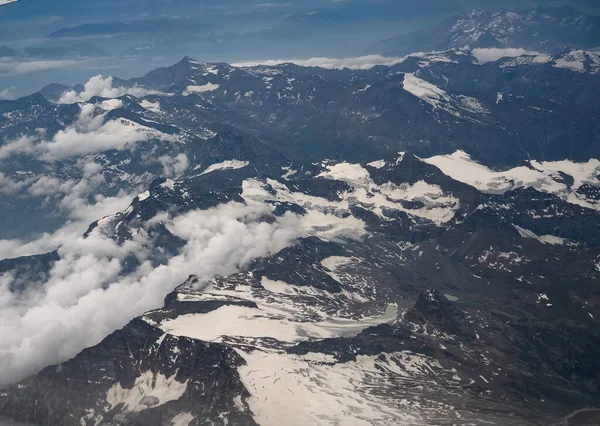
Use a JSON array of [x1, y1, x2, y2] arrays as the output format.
[[58, 74, 160, 104], [39, 118, 166, 161], [0, 160, 138, 262], [79, 159, 103, 178], [0, 172, 35, 194], [157, 153, 188, 178], [472, 48, 551, 64], [233, 54, 406, 70], [0, 135, 37, 160], [0, 202, 302, 386], [0, 87, 16, 100], [0, 103, 175, 162], [0, 191, 131, 261]]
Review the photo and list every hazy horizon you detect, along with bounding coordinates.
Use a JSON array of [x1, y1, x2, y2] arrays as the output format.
[[1, 0, 600, 98]]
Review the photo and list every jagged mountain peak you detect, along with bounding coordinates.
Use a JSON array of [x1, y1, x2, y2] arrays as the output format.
[[369, 6, 600, 56], [550, 48, 600, 73], [403, 289, 475, 338]]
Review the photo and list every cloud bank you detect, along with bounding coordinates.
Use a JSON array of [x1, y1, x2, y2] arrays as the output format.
[[0, 202, 301, 387], [233, 54, 406, 70]]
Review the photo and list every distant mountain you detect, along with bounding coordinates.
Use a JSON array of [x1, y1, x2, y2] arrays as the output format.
[[38, 83, 72, 102], [369, 6, 600, 56], [47, 19, 203, 39], [25, 42, 106, 59]]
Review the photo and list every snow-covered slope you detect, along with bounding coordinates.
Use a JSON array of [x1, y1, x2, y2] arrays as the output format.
[[551, 49, 600, 73], [423, 150, 600, 210]]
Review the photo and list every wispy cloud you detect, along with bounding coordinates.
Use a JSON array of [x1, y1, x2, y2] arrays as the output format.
[[256, 2, 291, 7], [0, 58, 81, 75]]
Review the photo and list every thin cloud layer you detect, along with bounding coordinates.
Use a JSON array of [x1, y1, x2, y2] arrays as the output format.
[[233, 54, 407, 70], [0, 58, 81, 76]]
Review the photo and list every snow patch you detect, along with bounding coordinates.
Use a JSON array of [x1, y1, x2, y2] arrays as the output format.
[[317, 162, 370, 185], [424, 151, 600, 210], [200, 160, 249, 175], [140, 99, 162, 113], [314, 162, 460, 225], [159, 303, 397, 344], [106, 371, 188, 413], [261, 277, 296, 295], [241, 178, 368, 239], [367, 159, 386, 169], [552, 50, 600, 73], [321, 256, 353, 272], [99, 99, 123, 111], [237, 350, 442, 426], [171, 412, 195, 426], [457, 96, 488, 114], [160, 179, 176, 189], [402, 73, 450, 107], [137, 190, 150, 201], [513, 225, 567, 246], [184, 83, 220, 95], [281, 166, 297, 180]]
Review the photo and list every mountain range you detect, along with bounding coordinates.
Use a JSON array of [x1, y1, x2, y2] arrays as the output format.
[[370, 6, 600, 56], [0, 8, 600, 426]]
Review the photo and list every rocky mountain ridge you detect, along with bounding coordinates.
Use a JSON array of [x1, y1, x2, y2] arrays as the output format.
[[1, 47, 599, 239], [370, 6, 600, 56]]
